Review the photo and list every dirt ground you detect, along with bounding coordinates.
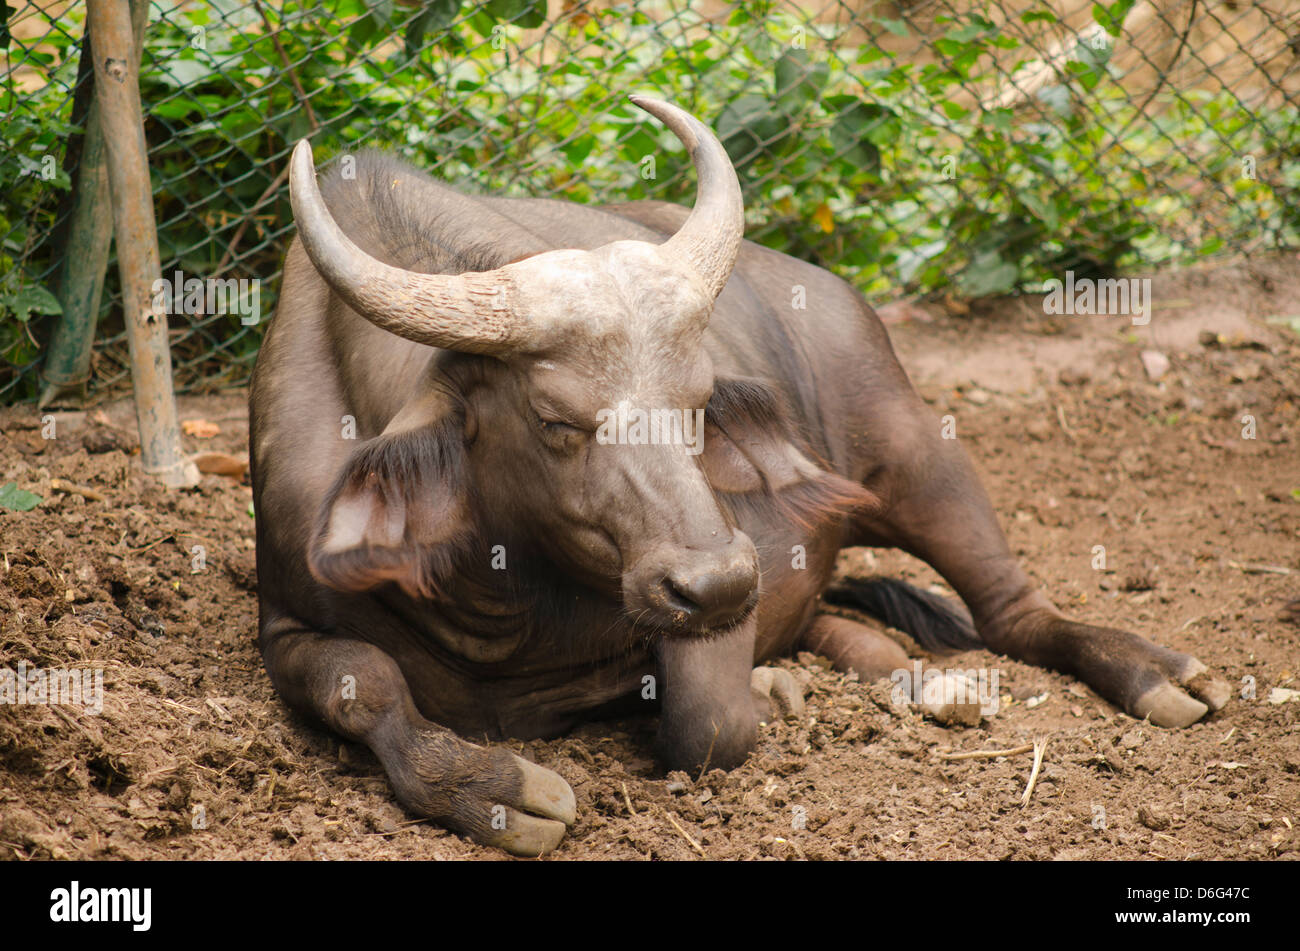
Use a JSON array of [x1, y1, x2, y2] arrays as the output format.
[[1, 255, 1298, 861]]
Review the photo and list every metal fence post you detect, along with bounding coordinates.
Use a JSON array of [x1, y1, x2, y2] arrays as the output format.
[[85, 0, 197, 487], [39, 0, 149, 409]]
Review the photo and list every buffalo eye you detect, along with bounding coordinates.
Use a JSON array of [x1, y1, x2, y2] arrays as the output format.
[[531, 408, 585, 453]]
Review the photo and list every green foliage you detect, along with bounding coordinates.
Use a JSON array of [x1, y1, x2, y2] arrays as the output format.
[[2, 0, 1297, 401], [1, 10, 78, 393], [0, 481, 42, 511]]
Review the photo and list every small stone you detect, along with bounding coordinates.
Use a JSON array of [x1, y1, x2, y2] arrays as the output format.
[[1137, 805, 1170, 830], [1207, 812, 1258, 834], [1140, 350, 1170, 380], [1229, 361, 1261, 382], [1025, 419, 1052, 441], [81, 428, 128, 454], [917, 672, 985, 726]]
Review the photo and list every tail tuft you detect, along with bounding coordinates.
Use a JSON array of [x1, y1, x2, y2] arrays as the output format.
[[822, 576, 981, 654]]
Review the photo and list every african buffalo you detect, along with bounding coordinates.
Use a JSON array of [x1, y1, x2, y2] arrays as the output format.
[[249, 96, 1229, 855]]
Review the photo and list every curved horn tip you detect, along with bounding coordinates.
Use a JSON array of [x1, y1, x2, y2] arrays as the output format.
[[628, 95, 701, 151], [289, 139, 317, 189]]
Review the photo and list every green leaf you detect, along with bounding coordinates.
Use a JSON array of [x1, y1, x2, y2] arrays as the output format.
[[347, 13, 380, 50], [828, 101, 889, 171], [484, 0, 546, 30], [1036, 84, 1072, 117], [153, 58, 214, 89], [1066, 59, 1102, 91], [877, 17, 909, 37], [405, 0, 461, 55], [774, 48, 829, 115], [1093, 0, 1137, 36], [150, 99, 197, 120], [946, 21, 990, 44], [897, 239, 947, 284], [1, 3, 14, 50], [1021, 190, 1059, 231], [367, 0, 395, 23], [0, 482, 41, 512], [959, 250, 1019, 297], [716, 95, 787, 166], [561, 134, 597, 164], [1073, 34, 1112, 69], [346, 1, 395, 51], [9, 285, 62, 322], [986, 108, 1014, 133]]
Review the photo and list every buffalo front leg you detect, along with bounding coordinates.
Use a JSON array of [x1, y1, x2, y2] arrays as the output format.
[[655, 616, 806, 772], [857, 421, 1229, 727], [261, 622, 575, 856], [801, 614, 909, 680], [655, 617, 760, 772]]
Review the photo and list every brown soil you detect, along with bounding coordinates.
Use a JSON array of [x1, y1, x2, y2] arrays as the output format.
[[1, 255, 1298, 861]]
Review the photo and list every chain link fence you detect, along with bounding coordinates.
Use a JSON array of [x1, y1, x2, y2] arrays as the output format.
[[3, 0, 1298, 404]]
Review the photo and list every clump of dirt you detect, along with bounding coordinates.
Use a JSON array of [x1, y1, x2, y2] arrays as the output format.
[[1, 257, 1298, 860]]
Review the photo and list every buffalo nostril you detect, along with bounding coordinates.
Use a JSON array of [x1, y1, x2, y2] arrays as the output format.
[[664, 562, 757, 627], [663, 576, 700, 615]]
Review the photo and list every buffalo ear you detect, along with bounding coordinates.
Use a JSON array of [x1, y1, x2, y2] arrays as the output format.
[[308, 407, 471, 600], [701, 414, 824, 493], [703, 377, 879, 525]]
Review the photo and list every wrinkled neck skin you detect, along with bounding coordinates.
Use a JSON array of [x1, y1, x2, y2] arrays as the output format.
[[376, 549, 620, 669], [366, 516, 666, 742]]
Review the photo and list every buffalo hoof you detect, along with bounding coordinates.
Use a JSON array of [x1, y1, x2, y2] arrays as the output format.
[[490, 755, 578, 857], [1044, 620, 1230, 728], [751, 666, 805, 723], [1133, 657, 1231, 728], [386, 726, 576, 857]]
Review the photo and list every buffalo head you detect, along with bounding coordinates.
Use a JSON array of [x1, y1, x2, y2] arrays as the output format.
[[292, 97, 771, 637]]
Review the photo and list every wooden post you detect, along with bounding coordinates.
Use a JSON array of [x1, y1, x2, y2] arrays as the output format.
[[86, 0, 197, 487], [40, 0, 149, 409]]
